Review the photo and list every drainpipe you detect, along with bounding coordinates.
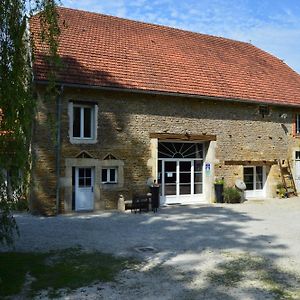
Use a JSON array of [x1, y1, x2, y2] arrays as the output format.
[[55, 85, 64, 214]]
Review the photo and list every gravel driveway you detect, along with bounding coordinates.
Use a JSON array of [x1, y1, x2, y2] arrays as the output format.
[[4, 198, 300, 299]]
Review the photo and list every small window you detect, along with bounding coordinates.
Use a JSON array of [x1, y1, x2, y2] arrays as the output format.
[[258, 105, 270, 118], [72, 104, 95, 139], [102, 168, 117, 184], [296, 114, 300, 135]]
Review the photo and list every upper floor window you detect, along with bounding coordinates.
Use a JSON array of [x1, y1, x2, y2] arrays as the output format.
[[69, 102, 98, 144], [73, 105, 93, 139]]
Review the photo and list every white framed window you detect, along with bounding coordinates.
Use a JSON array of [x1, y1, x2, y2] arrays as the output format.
[[244, 166, 267, 199], [68, 102, 98, 144], [296, 114, 300, 135], [102, 168, 118, 184]]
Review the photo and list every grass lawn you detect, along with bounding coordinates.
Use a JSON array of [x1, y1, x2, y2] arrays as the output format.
[[0, 248, 136, 298]]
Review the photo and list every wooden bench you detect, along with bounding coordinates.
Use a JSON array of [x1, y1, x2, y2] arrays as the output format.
[[125, 194, 151, 213]]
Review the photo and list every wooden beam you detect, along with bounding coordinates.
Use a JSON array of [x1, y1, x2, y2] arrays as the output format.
[[149, 132, 217, 141], [224, 160, 277, 166]]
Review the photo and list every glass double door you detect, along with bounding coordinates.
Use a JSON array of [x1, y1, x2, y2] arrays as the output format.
[[158, 159, 203, 204]]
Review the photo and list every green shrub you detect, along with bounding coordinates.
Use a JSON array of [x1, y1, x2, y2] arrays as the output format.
[[223, 187, 241, 204], [215, 178, 225, 185]]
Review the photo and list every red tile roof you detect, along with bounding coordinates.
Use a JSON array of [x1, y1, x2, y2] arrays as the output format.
[[30, 7, 300, 106]]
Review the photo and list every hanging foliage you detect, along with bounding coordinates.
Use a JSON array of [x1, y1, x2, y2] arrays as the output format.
[[0, 0, 60, 246]]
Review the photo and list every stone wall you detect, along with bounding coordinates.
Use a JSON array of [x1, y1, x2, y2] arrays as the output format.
[[32, 86, 300, 213]]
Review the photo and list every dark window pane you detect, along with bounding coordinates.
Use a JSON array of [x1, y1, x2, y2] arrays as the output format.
[[102, 169, 107, 182], [244, 167, 254, 190], [246, 182, 254, 190], [183, 144, 196, 158], [256, 167, 263, 189], [165, 184, 176, 195], [79, 168, 85, 178], [85, 168, 91, 178], [110, 168, 116, 182], [180, 184, 191, 195], [195, 144, 203, 158], [73, 107, 81, 137], [84, 107, 92, 138], [194, 160, 203, 172], [194, 183, 202, 194], [165, 161, 176, 172], [180, 172, 190, 183], [180, 161, 191, 172], [158, 143, 174, 158], [296, 151, 300, 160], [244, 167, 254, 175], [86, 177, 91, 186], [165, 172, 176, 184], [79, 178, 85, 187], [194, 173, 202, 183]]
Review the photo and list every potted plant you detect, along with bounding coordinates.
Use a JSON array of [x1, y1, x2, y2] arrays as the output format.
[[214, 178, 225, 203], [276, 183, 287, 198]]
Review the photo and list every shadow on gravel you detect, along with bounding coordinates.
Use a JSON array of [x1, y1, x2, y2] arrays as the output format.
[[199, 253, 300, 299], [9, 205, 294, 298], [12, 205, 286, 257]]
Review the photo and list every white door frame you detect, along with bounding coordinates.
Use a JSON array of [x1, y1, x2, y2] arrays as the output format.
[[244, 166, 267, 199], [159, 158, 205, 204], [75, 167, 94, 211]]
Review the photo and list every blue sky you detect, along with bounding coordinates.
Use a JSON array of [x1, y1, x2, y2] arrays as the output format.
[[62, 0, 300, 73]]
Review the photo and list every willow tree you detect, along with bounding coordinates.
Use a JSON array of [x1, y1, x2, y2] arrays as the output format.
[[0, 0, 60, 245]]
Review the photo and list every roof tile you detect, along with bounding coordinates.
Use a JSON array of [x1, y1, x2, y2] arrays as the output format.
[[30, 7, 300, 106]]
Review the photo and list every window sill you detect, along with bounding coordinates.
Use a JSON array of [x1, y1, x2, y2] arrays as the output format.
[[101, 183, 124, 191], [70, 138, 97, 144]]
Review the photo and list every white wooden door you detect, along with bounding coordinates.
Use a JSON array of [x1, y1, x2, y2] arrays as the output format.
[[75, 167, 94, 211]]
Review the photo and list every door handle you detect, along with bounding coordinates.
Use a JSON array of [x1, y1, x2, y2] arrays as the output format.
[[91, 187, 94, 192]]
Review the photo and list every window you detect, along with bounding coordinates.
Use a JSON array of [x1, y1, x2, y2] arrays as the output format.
[[296, 114, 300, 135], [158, 142, 203, 159], [258, 105, 270, 118], [102, 168, 117, 184], [69, 102, 98, 143], [73, 105, 94, 139], [244, 166, 264, 190]]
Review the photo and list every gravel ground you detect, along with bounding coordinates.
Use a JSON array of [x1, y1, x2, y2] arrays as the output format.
[[3, 198, 300, 299]]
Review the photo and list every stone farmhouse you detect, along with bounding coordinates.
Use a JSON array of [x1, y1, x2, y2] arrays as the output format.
[[29, 7, 300, 214]]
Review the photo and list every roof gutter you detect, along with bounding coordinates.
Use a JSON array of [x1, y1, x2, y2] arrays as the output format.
[[35, 80, 300, 109]]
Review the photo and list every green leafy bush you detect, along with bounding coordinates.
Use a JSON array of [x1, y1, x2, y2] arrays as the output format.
[[223, 187, 241, 203], [215, 178, 225, 185]]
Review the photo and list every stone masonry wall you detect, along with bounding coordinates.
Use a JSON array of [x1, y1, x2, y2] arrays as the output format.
[[33, 86, 300, 213]]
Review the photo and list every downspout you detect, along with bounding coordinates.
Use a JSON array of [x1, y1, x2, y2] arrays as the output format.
[[55, 85, 64, 214]]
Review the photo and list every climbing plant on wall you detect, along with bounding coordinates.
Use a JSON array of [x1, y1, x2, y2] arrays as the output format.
[[0, 0, 60, 245]]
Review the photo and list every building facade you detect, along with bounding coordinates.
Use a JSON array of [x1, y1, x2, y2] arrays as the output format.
[[30, 86, 300, 214], [30, 7, 300, 214]]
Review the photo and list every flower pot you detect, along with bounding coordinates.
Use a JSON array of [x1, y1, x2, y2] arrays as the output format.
[[214, 183, 224, 203]]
